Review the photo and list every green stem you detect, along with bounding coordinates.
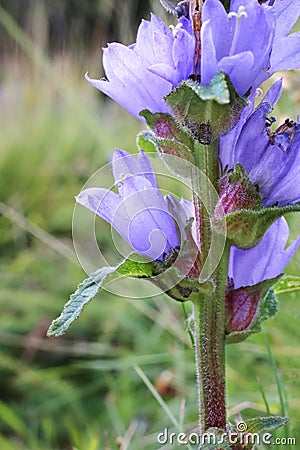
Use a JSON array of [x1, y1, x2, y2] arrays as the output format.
[[192, 243, 230, 434], [191, 139, 229, 435], [192, 141, 220, 258]]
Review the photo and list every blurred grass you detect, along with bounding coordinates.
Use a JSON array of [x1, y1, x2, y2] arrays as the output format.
[[0, 2, 299, 449]]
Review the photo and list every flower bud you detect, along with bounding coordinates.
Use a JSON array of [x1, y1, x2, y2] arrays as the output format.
[[215, 164, 262, 218], [226, 285, 262, 332]]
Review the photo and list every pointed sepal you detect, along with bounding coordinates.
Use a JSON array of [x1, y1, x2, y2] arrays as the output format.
[[138, 110, 194, 164], [152, 265, 215, 302], [140, 110, 193, 149], [151, 220, 214, 302], [214, 165, 300, 249]]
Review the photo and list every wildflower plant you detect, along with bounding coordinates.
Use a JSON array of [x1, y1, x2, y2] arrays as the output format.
[[48, 0, 300, 447]]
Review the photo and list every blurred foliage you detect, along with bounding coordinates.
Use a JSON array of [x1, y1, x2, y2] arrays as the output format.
[[0, 0, 152, 54], [0, 1, 299, 449]]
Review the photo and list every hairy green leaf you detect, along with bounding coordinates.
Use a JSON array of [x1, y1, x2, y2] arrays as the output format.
[[47, 265, 118, 336], [215, 202, 300, 249], [237, 415, 288, 434], [47, 255, 154, 336]]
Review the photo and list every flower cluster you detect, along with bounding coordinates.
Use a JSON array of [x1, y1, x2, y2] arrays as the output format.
[[77, 149, 299, 272], [86, 0, 300, 118], [80, 0, 300, 334], [49, 4, 300, 430], [77, 149, 300, 332]]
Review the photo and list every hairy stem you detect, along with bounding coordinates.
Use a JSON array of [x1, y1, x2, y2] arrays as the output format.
[[192, 243, 229, 434], [191, 139, 229, 435]]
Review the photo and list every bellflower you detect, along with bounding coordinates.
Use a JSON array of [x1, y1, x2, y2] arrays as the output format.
[[270, 0, 300, 75], [229, 217, 300, 290], [86, 14, 194, 119], [220, 80, 300, 206], [75, 150, 180, 261], [86, 0, 300, 119], [201, 0, 300, 96], [226, 217, 300, 332]]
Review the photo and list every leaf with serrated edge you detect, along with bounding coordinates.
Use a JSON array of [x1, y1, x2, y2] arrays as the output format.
[[48, 256, 154, 336], [202, 417, 288, 449], [47, 265, 119, 336], [216, 202, 300, 249]]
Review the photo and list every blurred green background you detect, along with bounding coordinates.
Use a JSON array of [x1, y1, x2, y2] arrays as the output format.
[[0, 1, 299, 449]]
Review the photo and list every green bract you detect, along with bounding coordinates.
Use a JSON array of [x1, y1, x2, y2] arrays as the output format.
[[164, 73, 247, 144]]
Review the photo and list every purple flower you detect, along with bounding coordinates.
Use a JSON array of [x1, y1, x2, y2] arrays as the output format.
[[201, 0, 300, 96], [75, 150, 180, 261], [229, 217, 300, 289], [220, 80, 300, 206], [226, 217, 300, 332], [269, 0, 300, 75], [200, 0, 274, 96], [86, 14, 194, 119], [86, 0, 300, 118]]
